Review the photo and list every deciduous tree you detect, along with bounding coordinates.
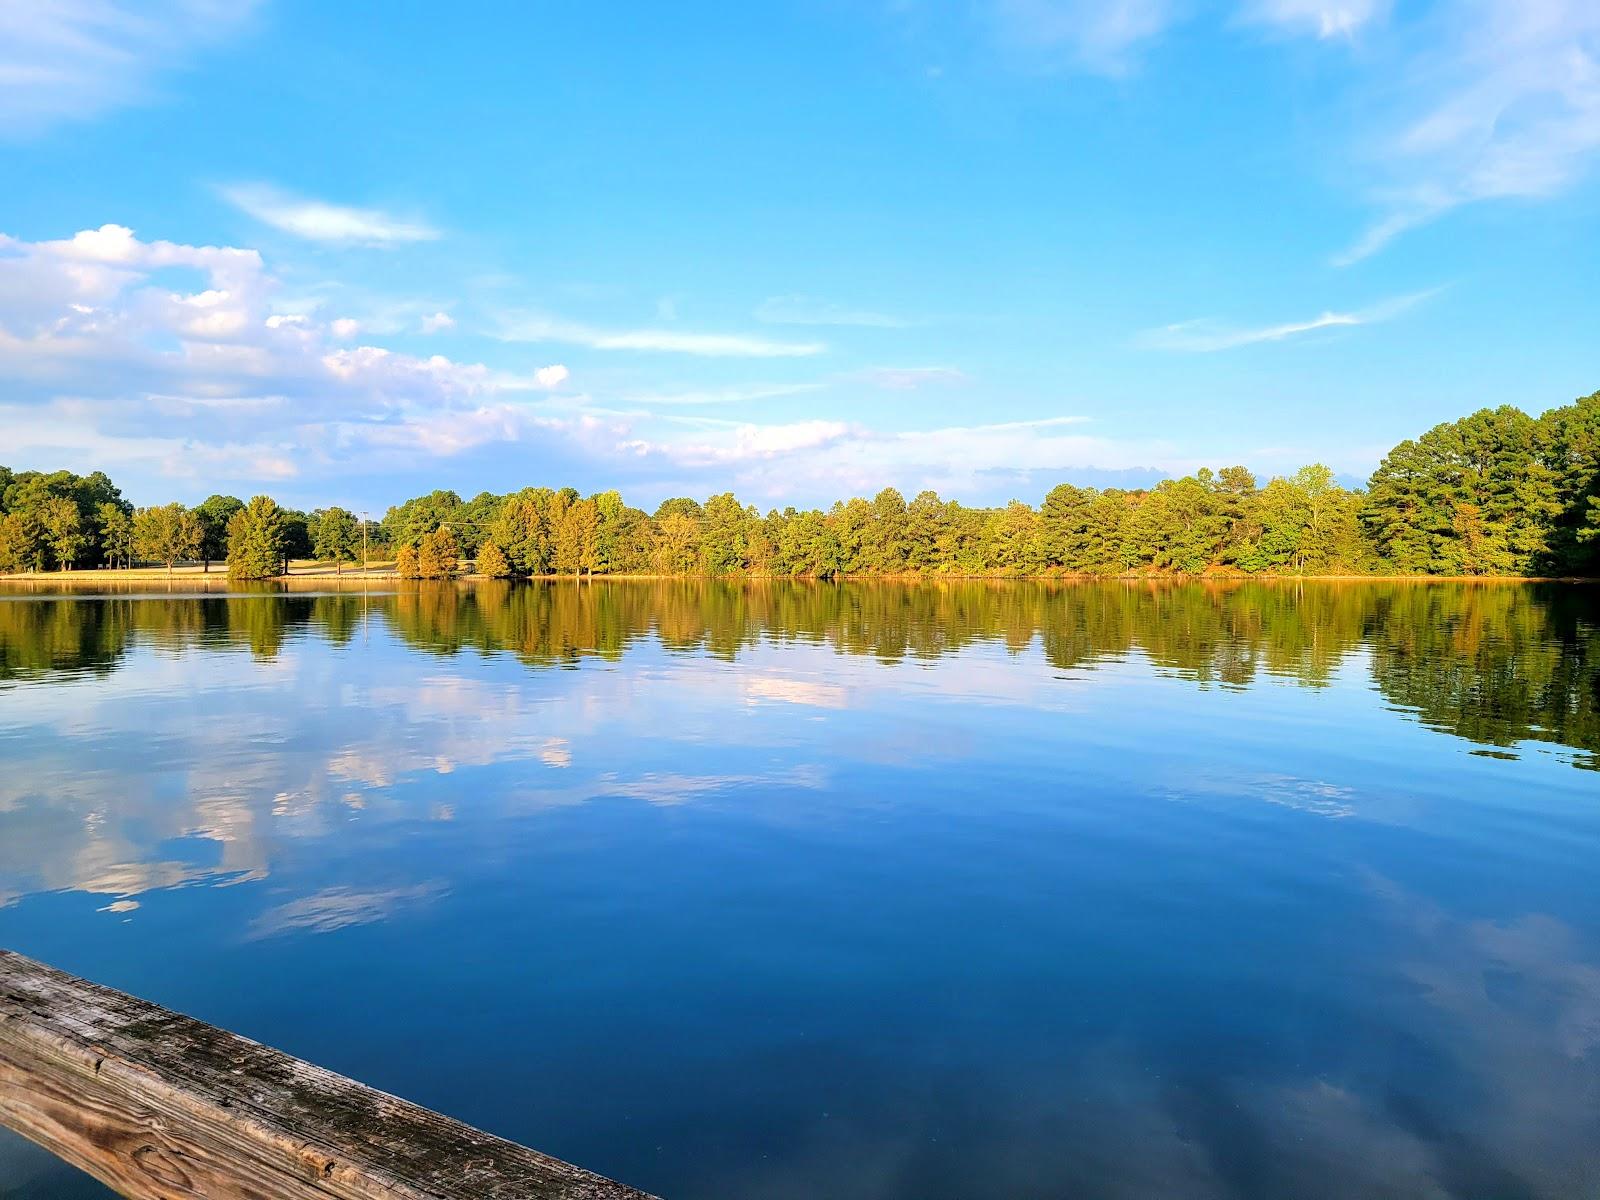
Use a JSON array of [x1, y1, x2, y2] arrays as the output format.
[[313, 507, 359, 574], [416, 526, 460, 578], [41, 496, 85, 570], [476, 541, 512, 578], [134, 503, 203, 575], [395, 543, 420, 579], [195, 495, 244, 572], [97, 503, 134, 568]]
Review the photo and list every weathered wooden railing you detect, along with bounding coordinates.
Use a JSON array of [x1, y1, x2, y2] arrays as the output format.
[[0, 950, 659, 1199]]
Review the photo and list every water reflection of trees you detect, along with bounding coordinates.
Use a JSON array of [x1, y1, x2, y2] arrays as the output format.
[[1366, 585, 1600, 761], [2, 581, 1596, 768]]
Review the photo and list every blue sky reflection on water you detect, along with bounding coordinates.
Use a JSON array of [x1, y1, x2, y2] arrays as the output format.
[[0, 582, 1598, 1199]]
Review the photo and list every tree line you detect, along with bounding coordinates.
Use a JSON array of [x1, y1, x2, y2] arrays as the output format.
[[0, 484, 354, 580], [2, 390, 1596, 579]]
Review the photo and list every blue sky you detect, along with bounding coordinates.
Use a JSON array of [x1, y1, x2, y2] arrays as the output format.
[[1, 0, 1597, 512]]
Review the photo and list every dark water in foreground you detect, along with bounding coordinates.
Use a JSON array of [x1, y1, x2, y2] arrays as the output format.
[[1, 580, 1598, 1199]]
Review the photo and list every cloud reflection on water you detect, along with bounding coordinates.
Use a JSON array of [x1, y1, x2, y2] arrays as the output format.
[[0, 582, 1597, 1197]]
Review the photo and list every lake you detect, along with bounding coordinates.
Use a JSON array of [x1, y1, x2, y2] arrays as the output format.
[[1, 579, 1597, 1199]]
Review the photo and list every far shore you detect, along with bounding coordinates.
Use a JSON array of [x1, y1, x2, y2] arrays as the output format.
[[1, 563, 1595, 587]]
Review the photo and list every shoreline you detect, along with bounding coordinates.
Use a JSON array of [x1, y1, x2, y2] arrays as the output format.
[[1, 568, 1595, 588]]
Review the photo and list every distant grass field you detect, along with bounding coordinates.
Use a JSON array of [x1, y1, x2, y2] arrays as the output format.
[[0, 559, 401, 581]]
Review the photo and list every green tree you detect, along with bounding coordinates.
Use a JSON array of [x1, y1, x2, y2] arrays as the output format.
[[41, 496, 85, 570], [97, 502, 134, 568], [904, 490, 948, 571], [1366, 407, 1559, 575], [653, 511, 700, 574], [313, 506, 360, 574], [1244, 477, 1309, 572], [491, 488, 556, 575], [0, 511, 44, 573], [773, 508, 838, 576], [416, 526, 460, 578], [654, 497, 703, 521], [1290, 464, 1342, 570], [455, 491, 504, 556], [1084, 491, 1137, 573], [984, 500, 1045, 573], [226, 496, 286, 580], [592, 489, 645, 573], [829, 497, 873, 574], [1534, 390, 1600, 574], [699, 493, 752, 574], [867, 488, 911, 572], [194, 495, 244, 572], [1040, 483, 1094, 569], [279, 509, 313, 574], [554, 497, 600, 576], [384, 489, 464, 548], [1128, 483, 1196, 573], [134, 503, 203, 574]]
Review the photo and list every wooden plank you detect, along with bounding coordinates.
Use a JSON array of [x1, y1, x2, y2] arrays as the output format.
[[0, 949, 660, 1200]]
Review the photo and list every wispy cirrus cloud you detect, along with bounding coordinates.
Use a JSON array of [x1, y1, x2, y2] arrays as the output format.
[[931, 1, 1599, 261], [1239, 0, 1390, 39], [0, 0, 260, 137], [1336, 0, 1600, 263], [1138, 290, 1436, 352], [986, 0, 1180, 75], [221, 183, 440, 245], [499, 314, 826, 358], [754, 294, 908, 328], [619, 383, 823, 407], [858, 365, 968, 390]]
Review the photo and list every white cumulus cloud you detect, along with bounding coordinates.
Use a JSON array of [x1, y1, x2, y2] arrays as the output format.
[[0, 222, 569, 490], [625, 419, 854, 466]]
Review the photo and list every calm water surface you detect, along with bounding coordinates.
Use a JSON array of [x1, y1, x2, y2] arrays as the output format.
[[1, 580, 1597, 1199]]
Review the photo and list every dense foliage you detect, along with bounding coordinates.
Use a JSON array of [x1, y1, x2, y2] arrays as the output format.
[[0, 468, 127, 573], [133, 503, 203, 574], [2, 391, 1597, 578], [195, 494, 244, 570], [226, 496, 287, 581], [312, 506, 360, 573]]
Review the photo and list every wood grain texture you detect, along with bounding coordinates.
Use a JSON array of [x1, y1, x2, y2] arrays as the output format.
[[0, 949, 660, 1200]]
